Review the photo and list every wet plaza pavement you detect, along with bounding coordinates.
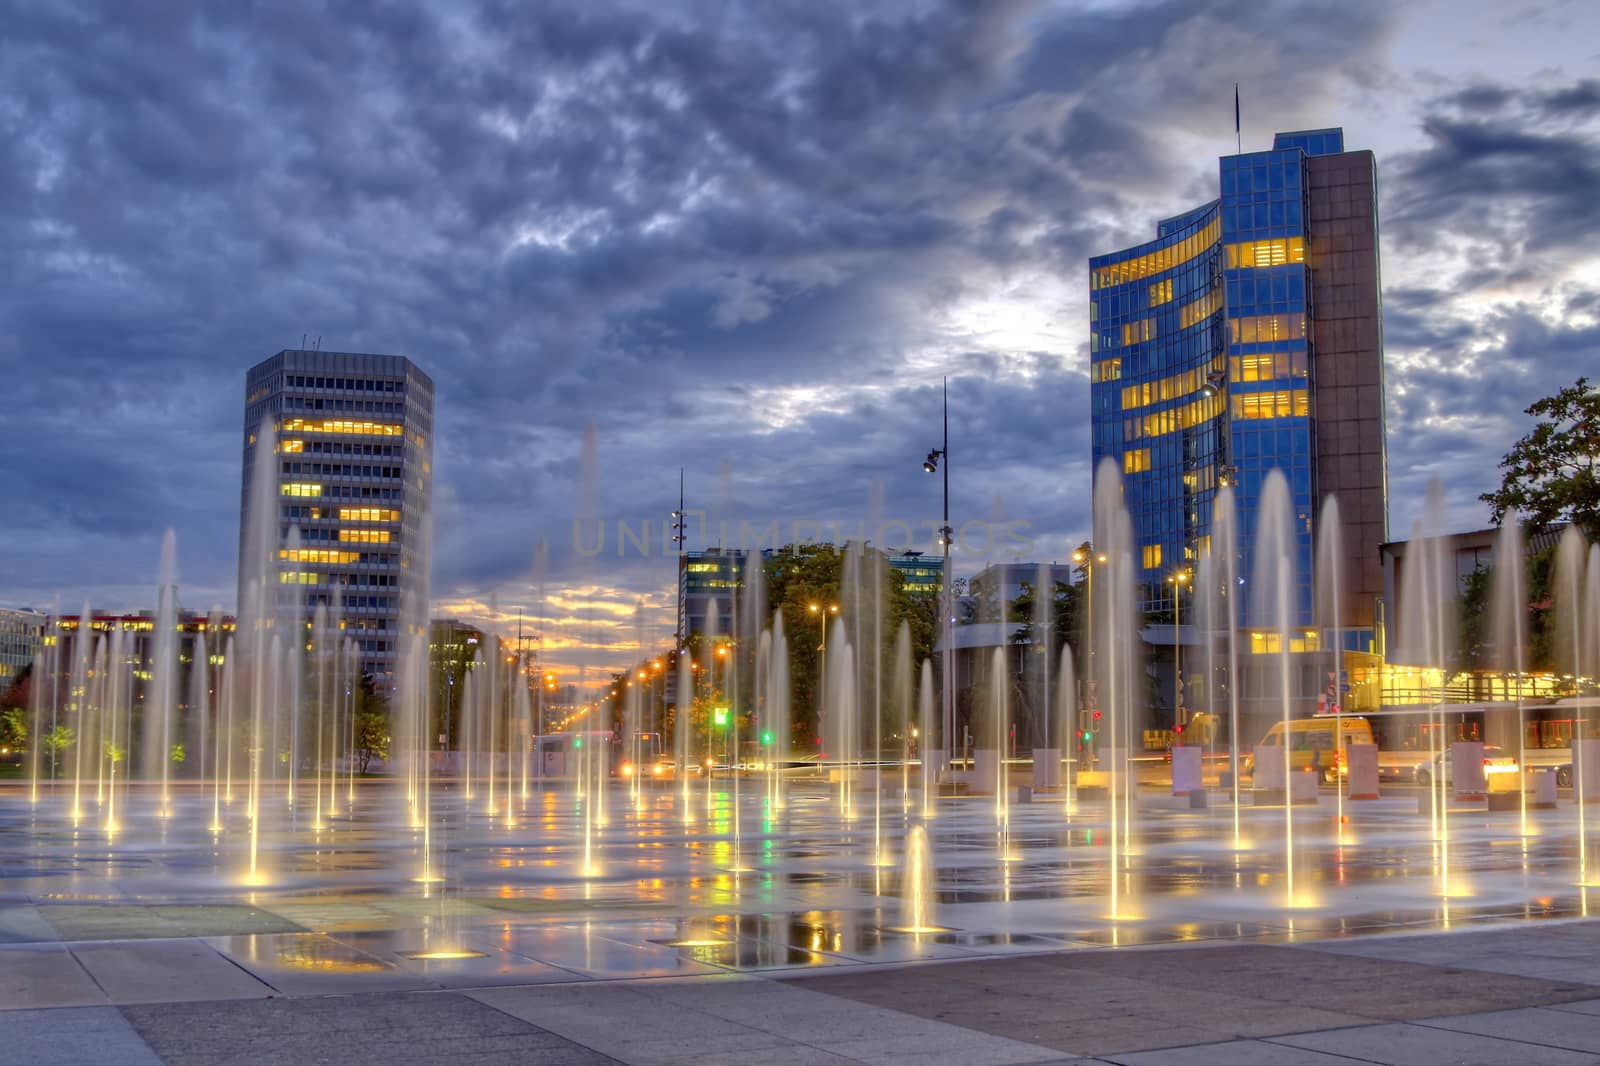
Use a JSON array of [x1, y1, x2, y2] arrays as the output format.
[[5, 776, 1600, 1062]]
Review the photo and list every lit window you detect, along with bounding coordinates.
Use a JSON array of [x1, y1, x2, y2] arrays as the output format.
[[1178, 287, 1222, 329], [279, 439, 305, 453], [1142, 544, 1162, 569], [338, 529, 393, 544], [1123, 448, 1151, 474], [279, 549, 359, 564], [1149, 279, 1172, 306], [1228, 313, 1306, 344], [1223, 236, 1305, 269], [280, 482, 323, 497], [279, 418, 403, 437]]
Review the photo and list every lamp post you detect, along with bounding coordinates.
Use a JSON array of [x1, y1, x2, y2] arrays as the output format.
[[1167, 568, 1191, 731], [807, 603, 839, 752], [923, 378, 954, 772]]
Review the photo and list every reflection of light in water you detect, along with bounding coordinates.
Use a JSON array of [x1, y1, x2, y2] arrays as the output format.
[[404, 950, 487, 960]]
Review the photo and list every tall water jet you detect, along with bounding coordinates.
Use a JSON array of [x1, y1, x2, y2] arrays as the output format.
[[675, 655, 695, 821], [190, 633, 213, 831], [918, 661, 936, 818], [150, 532, 179, 818], [1554, 527, 1589, 883], [767, 610, 790, 813], [1492, 517, 1531, 837], [1092, 456, 1140, 919], [893, 622, 913, 815], [66, 613, 92, 822], [990, 647, 1019, 862], [1212, 485, 1245, 849], [214, 637, 233, 831], [1032, 561, 1060, 795], [1254, 471, 1303, 905], [103, 626, 127, 835], [829, 630, 857, 821], [484, 598, 501, 819], [311, 603, 331, 831], [1314, 494, 1346, 835], [1056, 645, 1076, 815], [1399, 480, 1460, 896], [892, 824, 945, 933]]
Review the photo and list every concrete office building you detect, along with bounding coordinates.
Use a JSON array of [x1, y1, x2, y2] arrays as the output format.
[[239, 350, 434, 688]]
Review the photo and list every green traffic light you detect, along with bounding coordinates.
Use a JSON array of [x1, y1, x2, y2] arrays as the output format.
[[574, 737, 583, 749], [713, 707, 729, 726], [760, 730, 774, 745]]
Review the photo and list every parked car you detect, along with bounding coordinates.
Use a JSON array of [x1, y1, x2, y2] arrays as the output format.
[[1413, 745, 1518, 787]]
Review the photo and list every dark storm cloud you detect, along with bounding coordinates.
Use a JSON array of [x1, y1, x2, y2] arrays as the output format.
[[8, 0, 1550, 666], [1386, 78, 1600, 269]]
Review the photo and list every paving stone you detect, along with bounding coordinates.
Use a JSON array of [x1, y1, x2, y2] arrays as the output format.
[[0, 904, 58, 943], [1098, 1038, 1365, 1065], [71, 938, 276, 1004], [0, 941, 107, 1009], [0, 1005, 162, 1065], [1423, 1005, 1600, 1054], [122, 990, 622, 1065], [41, 903, 302, 941], [1273, 1020, 1600, 1064]]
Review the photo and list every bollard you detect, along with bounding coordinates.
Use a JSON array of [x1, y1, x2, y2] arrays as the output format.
[[1188, 788, 1208, 809]]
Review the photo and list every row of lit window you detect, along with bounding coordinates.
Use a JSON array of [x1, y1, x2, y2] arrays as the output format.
[[1123, 448, 1150, 474], [338, 529, 392, 544], [1091, 357, 1122, 383], [282, 483, 322, 497], [340, 507, 400, 522], [1230, 312, 1306, 345], [1232, 389, 1309, 420], [1091, 216, 1221, 290], [281, 549, 360, 565], [1149, 278, 1172, 305], [1122, 392, 1226, 440], [1120, 356, 1226, 411], [279, 418, 403, 437], [1223, 235, 1305, 270], [1230, 352, 1308, 383]]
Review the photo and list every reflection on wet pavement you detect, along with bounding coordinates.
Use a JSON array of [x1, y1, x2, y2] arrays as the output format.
[[3, 777, 1599, 991]]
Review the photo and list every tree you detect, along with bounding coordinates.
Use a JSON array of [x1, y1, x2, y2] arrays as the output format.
[[352, 674, 390, 772], [41, 725, 74, 779], [1482, 377, 1600, 541], [0, 707, 26, 756]]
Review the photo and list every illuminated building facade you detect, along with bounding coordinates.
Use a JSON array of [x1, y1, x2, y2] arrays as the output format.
[[1089, 127, 1388, 637], [239, 351, 434, 687], [0, 607, 46, 689]]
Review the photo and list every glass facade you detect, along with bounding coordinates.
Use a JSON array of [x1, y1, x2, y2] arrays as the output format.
[[1091, 128, 1379, 627], [1090, 202, 1227, 614]]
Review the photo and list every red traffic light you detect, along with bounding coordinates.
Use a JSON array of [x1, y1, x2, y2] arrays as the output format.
[[1092, 711, 1102, 720]]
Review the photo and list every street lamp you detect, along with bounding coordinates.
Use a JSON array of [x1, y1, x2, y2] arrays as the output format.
[[922, 377, 954, 773], [1167, 568, 1191, 730]]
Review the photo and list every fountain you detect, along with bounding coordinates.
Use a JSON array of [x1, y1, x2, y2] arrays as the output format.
[[11, 458, 1600, 987]]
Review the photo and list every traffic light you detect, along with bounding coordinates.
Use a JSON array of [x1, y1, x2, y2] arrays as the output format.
[[573, 737, 583, 749], [760, 730, 774, 745], [713, 707, 729, 727]]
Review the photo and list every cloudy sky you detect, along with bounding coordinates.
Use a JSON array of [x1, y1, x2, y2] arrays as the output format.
[[3, 0, 1597, 682]]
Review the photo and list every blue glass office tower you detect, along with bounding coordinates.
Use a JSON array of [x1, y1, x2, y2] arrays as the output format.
[[1090, 128, 1388, 636]]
